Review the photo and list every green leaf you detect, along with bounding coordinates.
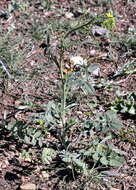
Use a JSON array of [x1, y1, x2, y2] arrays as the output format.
[[92, 152, 99, 161], [61, 151, 75, 163], [24, 135, 31, 144], [121, 106, 128, 113], [73, 158, 87, 170], [83, 147, 95, 156], [81, 81, 95, 95], [108, 145, 126, 155], [96, 144, 107, 156], [111, 91, 136, 115], [32, 137, 36, 146], [100, 135, 112, 143], [5, 121, 15, 130], [110, 119, 123, 130], [42, 148, 57, 164], [87, 64, 99, 73], [100, 156, 109, 165], [105, 110, 116, 120], [38, 138, 43, 147], [73, 158, 88, 175], [128, 106, 135, 115], [105, 110, 123, 130], [33, 130, 42, 138], [65, 103, 77, 110], [109, 153, 126, 166], [109, 156, 126, 167], [66, 118, 78, 128]]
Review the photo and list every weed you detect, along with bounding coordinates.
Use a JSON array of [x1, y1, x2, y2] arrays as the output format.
[[39, 18, 126, 178], [3, 13, 126, 182]]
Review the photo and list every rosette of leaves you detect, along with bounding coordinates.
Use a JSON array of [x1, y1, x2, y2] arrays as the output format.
[[5, 120, 44, 147], [80, 136, 126, 167], [60, 150, 88, 175], [41, 149, 89, 176]]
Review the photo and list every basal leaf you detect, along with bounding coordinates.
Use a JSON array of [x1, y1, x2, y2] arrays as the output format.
[[109, 156, 126, 167], [109, 152, 126, 166]]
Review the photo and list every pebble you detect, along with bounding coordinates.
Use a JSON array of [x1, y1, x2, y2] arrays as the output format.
[[20, 183, 36, 190]]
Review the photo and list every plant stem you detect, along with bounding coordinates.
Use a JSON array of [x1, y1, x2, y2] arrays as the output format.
[[60, 73, 68, 138], [59, 40, 67, 140]]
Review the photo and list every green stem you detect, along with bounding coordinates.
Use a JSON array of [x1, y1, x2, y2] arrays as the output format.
[[59, 39, 70, 140], [61, 74, 68, 136]]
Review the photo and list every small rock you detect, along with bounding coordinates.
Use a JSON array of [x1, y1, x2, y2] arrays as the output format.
[[110, 188, 120, 190], [0, 159, 9, 169], [65, 12, 74, 19], [76, 111, 83, 115], [20, 183, 36, 190], [92, 26, 108, 37], [90, 49, 96, 56], [41, 171, 49, 179], [44, 11, 55, 17]]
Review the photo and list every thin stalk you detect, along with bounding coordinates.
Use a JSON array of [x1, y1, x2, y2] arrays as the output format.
[[58, 39, 67, 141], [60, 42, 64, 82], [60, 73, 68, 137]]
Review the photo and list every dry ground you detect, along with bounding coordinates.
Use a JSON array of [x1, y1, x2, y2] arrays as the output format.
[[0, 0, 136, 189]]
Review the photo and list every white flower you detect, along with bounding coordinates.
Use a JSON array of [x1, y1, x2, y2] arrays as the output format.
[[70, 56, 87, 66]]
